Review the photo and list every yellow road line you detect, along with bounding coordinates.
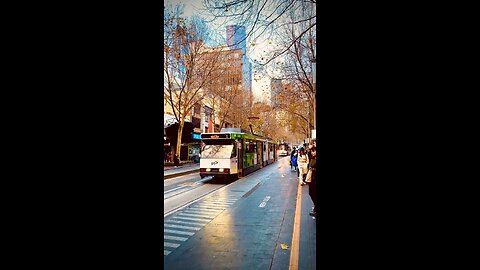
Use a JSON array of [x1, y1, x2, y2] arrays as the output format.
[[289, 180, 302, 270]]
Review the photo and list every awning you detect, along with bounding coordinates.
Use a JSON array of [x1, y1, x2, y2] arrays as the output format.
[[164, 114, 191, 129]]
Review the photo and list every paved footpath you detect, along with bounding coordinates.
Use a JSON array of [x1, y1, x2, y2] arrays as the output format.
[[163, 157, 316, 270]]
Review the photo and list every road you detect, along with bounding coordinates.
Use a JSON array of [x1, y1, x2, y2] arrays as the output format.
[[164, 171, 233, 217], [163, 156, 316, 269]]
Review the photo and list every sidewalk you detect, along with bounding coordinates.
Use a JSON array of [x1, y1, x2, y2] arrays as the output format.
[[163, 156, 316, 269]]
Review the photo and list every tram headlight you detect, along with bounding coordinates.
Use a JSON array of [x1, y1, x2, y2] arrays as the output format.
[[219, 168, 224, 172], [206, 168, 211, 172]]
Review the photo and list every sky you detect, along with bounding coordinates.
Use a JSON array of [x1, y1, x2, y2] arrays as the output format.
[[165, 0, 273, 104]]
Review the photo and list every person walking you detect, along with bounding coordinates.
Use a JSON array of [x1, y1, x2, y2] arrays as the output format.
[[307, 146, 317, 218], [174, 153, 180, 167], [290, 149, 298, 171], [297, 146, 309, 186]]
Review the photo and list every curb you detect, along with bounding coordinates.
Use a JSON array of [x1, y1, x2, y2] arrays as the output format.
[[164, 169, 200, 179]]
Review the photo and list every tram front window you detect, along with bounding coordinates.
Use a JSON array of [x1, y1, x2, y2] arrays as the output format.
[[201, 144, 234, 159]]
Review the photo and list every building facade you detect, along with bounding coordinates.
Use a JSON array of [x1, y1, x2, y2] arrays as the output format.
[[226, 25, 252, 93]]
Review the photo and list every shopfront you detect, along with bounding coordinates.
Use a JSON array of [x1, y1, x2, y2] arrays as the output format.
[[164, 114, 202, 161]]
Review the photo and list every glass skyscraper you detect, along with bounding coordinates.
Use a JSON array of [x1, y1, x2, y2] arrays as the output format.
[[226, 25, 252, 93]]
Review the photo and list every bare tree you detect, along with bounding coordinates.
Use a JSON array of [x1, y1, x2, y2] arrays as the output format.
[[201, 0, 316, 66], [164, 5, 223, 160], [260, 3, 315, 140]]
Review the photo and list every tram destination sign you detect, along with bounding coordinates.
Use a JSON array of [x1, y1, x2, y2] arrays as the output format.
[[201, 133, 231, 139]]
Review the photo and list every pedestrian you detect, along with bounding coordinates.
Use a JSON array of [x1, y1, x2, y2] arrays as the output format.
[[195, 152, 200, 163], [307, 146, 317, 218], [290, 149, 298, 171], [307, 143, 314, 160], [297, 146, 309, 186], [174, 154, 180, 167]]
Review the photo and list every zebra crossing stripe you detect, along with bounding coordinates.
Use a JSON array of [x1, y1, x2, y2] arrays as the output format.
[[193, 206, 227, 211], [164, 229, 195, 236], [164, 242, 180, 248], [178, 212, 217, 219], [171, 216, 211, 223], [182, 211, 220, 217], [164, 223, 201, 231], [164, 250, 171, 255], [164, 235, 188, 241], [195, 203, 228, 208], [165, 219, 206, 226], [200, 201, 232, 205], [185, 208, 221, 214]]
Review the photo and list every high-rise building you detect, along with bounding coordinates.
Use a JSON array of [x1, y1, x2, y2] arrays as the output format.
[[226, 25, 252, 93], [270, 79, 282, 109]]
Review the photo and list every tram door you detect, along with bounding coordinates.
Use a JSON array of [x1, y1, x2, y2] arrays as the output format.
[[236, 139, 243, 177], [256, 141, 263, 168]]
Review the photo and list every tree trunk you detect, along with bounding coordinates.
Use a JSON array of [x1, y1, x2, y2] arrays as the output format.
[[176, 120, 184, 162]]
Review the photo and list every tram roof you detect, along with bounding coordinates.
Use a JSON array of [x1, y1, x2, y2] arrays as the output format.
[[201, 128, 275, 142]]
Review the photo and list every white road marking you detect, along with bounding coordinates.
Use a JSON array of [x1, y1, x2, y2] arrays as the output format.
[[164, 235, 188, 241], [164, 224, 201, 231], [171, 216, 212, 223], [259, 196, 271, 208], [194, 204, 227, 210], [177, 212, 217, 219], [164, 250, 171, 255], [164, 242, 180, 248], [183, 209, 220, 215], [198, 202, 232, 206], [164, 229, 195, 236], [164, 219, 206, 226], [185, 207, 222, 213]]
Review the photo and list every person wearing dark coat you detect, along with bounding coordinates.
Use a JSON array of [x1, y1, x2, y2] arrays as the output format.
[[174, 154, 180, 167], [308, 146, 317, 218]]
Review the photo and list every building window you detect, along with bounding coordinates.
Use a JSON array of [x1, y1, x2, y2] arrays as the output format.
[[192, 117, 201, 128], [194, 103, 201, 114]]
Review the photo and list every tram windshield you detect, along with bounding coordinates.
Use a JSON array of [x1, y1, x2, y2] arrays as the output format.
[[202, 144, 234, 159]]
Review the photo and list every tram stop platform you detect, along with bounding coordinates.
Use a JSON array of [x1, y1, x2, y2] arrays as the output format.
[[163, 157, 316, 270]]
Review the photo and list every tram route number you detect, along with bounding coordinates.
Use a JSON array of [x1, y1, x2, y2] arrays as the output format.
[[259, 196, 271, 208], [211, 161, 218, 165]]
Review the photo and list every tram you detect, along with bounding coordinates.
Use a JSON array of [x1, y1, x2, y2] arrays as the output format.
[[199, 128, 278, 179]]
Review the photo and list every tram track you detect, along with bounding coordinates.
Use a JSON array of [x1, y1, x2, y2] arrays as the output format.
[[164, 156, 289, 218], [164, 173, 235, 217]]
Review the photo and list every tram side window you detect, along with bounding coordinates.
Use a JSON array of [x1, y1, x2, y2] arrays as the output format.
[[246, 140, 256, 153]]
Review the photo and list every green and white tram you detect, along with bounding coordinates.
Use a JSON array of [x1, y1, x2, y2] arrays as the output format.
[[200, 128, 278, 179]]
